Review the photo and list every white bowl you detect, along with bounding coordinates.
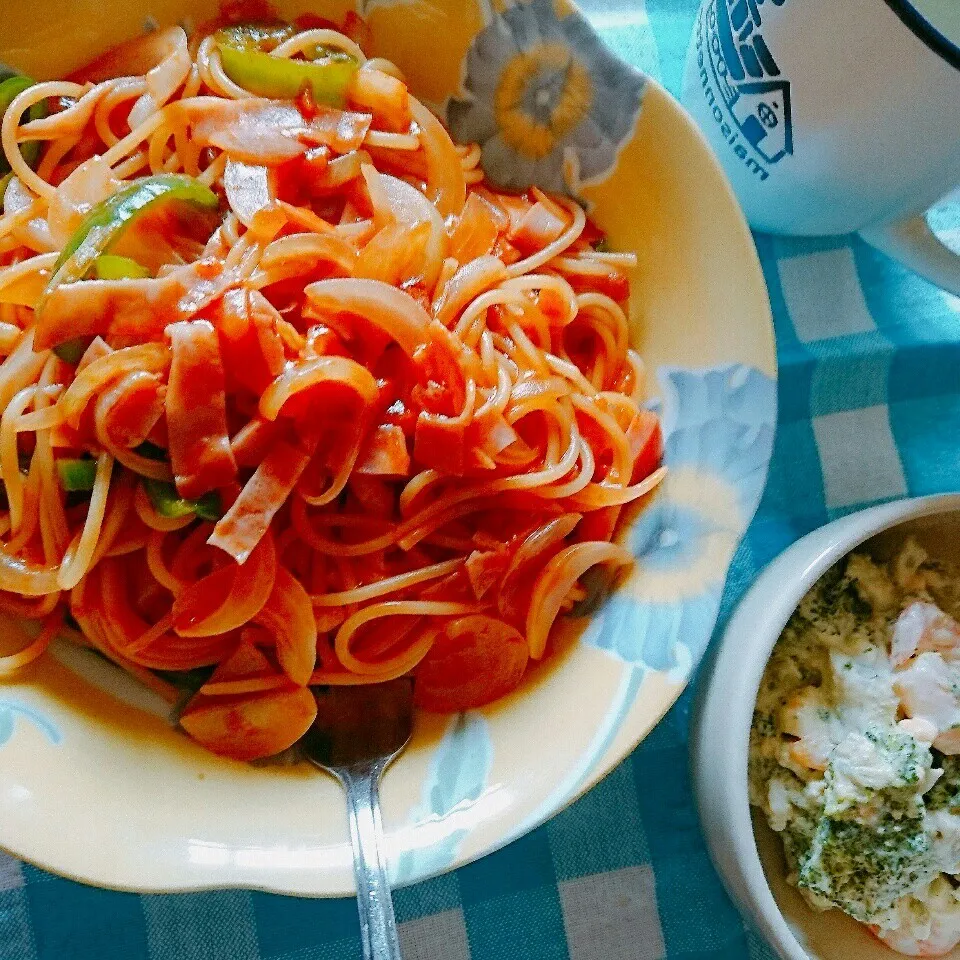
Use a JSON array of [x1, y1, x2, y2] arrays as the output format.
[[691, 494, 960, 960]]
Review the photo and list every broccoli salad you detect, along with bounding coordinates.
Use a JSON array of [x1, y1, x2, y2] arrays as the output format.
[[750, 538, 960, 956]]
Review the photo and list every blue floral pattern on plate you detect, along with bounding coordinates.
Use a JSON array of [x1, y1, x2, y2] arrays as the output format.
[[589, 364, 776, 672], [0, 699, 61, 747], [393, 712, 493, 885], [447, 0, 646, 194]]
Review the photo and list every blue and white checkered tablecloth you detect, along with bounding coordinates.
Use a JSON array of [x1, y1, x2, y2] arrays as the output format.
[[3, 3, 960, 958]]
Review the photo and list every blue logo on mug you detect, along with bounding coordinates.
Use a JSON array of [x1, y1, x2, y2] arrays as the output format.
[[694, 0, 793, 178]]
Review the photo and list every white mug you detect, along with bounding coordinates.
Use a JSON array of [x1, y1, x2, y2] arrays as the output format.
[[680, 0, 960, 294]]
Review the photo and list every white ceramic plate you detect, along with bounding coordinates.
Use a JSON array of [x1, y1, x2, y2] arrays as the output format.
[[0, 0, 777, 894]]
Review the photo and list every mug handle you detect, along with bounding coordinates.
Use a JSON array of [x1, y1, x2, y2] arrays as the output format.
[[860, 214, 960, 296]]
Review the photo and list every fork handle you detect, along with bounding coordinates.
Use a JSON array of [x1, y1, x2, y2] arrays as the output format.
[[342, 764, 403, 960]]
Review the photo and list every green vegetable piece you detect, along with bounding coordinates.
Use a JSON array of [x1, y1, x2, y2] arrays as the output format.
[[53, 338, 89, 364], [593, 237, 610, 253], [0, 75, 47, 174], [134, 440, 168, 461], [91, 253, 150, 280], [313, 44, 357, 64], [795, 812, 934, 922], [144, 478, 222, 523], [926, 754, 960, 812], [49, 173, 220, 290], [215, 21, 354, 61], [215, 39, 357, 105], [190, 493, 223, 523], [215, 22, 297, 52], [56, 458, 97, 492]]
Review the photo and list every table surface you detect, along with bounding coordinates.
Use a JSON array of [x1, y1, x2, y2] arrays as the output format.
[[3, 2, 960, 959]]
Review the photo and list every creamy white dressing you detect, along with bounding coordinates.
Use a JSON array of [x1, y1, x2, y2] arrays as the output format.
[[750, 540, 960, 956]]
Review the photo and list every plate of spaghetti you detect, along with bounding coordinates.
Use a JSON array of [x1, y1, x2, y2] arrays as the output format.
[[0, 0, 776, 894]]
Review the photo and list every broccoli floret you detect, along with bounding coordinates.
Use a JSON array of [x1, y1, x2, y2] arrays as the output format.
[[752, 710, 776, 738], [927, 754, 960, 812], [864, 729, 929, 788], [782, 805, 818, 868], [795, 813, 934, 921], [802, 567, 873, 623], [789, 566, 882, 656]]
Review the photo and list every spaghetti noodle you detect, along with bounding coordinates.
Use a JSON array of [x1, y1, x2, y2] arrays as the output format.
[[0, 14, 664, 760]]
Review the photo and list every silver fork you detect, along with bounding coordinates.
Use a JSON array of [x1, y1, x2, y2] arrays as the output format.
[[301, 679, 414, 960]]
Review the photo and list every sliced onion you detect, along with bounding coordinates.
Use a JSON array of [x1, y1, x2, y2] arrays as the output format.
[[0, 254, 55, 307], [129, 27, 192, 128], [304, 277, 432, 357], [19, 82, 111, 142], [409, 97, 465, 217], [380, 174, 447, 290], [3, 177, 54, 251], [255, 566, 317, 685], [251, 232, 356, 286], [59, 342, 170, 427], [47, 156, 122, 250], [433, 254, 507, 327], [224, 160, 274, 229], [173, 532, 277, 637], [360, 163, 393, 228], [94, 557, 235, 669]]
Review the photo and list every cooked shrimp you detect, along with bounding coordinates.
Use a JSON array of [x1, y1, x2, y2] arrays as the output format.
[[891, 602, 960, 667], [780, 687, 836, 771], [894, 652, 960, 754], [898, 716, 938, 744], [874, 916, 960, 956]]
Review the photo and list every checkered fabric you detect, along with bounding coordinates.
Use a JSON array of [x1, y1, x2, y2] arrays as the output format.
[[3, 2, 959, 957]]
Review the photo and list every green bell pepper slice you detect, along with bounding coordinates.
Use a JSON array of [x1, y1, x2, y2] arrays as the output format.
[[215, 23, 356, 61], [91, 253, 151, 280], [0, 75, 47, 175], [215, 26, 357, 105], [215, 22, 297, 52], [48, 173, 219, 291], [56, 458, 98, 492], [53, 339, 89, 364], [143, 478, 222, 523]]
